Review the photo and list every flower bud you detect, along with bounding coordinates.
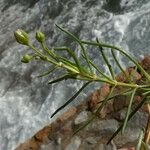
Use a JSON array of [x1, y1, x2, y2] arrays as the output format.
[[21, 54, 33, 63], [14, 29, 29, 45], [35, 31, 45, 43]]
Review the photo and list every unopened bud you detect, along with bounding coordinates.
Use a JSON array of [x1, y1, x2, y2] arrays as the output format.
[[14, 29, 29, 45], [21, 54, 33, 63], [35, 31, 45, 43]]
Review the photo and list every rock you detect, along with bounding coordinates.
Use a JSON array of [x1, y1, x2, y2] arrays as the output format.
[[140, 56, 150, 73], [88, 84, 114, 118], [15, 56, 150, 150], [114, 128, 140, 147], [56, 107, 77, 124], [74, 111, 89, 125], [40, 141, 61, 150], [84, 137, 97, 145], [65, 136, 81, 150], [86, 119, 119, 135], [79, 136, 98, 150], [115, 109, 148, 128], [95, 141, 117, 150]]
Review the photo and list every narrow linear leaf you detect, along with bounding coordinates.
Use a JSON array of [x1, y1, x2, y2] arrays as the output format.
[[54, 47, 83, 72], [96, 38, 115, 79], [122, 88, 137, 133], [136, 129, 145, 150], [41, 43, 59, 61], [73, 85, 115, 135], [81, 53, 112, 81], [81, 40, 150, 82], [111, 50, 130, 81], [73, 115, 95, 135], [107, 96, 147, 144], [95, 85, 115, 115], [51, 81, 91, 118], [55, 24, 93, 73], [58, 55, 77, 67], [142, 90, 150, 96], [98, 88, 132, 104], [48, 74, 74, 84], [141, 141, 148, 150], [37, 65, 57, 78], [60, 57, 80, 73]]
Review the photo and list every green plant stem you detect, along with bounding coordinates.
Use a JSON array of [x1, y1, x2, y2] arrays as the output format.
[[81, 54, 113, 81], [111, 50, 131, 82], [54, 47, 83, 72], [122, 88, 137, 133], [81, 40, 150, 82], [41, 42, 58, 61], [73, 85, 115, 135], [136, 129, 145, 150], [51, 81, 91, 118], [55, 24, 93, 74], [107, 96, 148, 144], [29, 44, 80, 73], [96, 38, 115, 79]]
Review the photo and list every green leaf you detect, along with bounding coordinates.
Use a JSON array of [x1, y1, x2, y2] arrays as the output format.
[[73, 85, 115, 135], [111, 49, 130, 82], [107, 96, 148, 144], [97, 38, 115, 79], [122, 88, 137, 133], [81, 53, 112, 81], [73, 114, 95, 135], [81, 40, 150, 82], [51, 81, 91, 118], [98, 88, 132, 104], [37, 65, 57, 77], [55, 24, 93, 74], [136, 129, 145, 150], [141, 141, 148, 150], [54, 47, 83, 72], [48, 74, 74, 84]]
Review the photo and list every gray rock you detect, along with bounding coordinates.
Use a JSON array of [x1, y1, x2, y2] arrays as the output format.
[[95, 141, 117, 150], [87, 119, 119, 135], [85, 137, 97, 145], [65, 136, 81, 150], [114, 128, 140, 147], [40, 141, 61, 150], [118, 109, 148, 129], [74, 111, 89, 125]]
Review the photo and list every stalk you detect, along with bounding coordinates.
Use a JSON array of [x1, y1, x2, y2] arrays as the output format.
[[81, 40, 150, 82]]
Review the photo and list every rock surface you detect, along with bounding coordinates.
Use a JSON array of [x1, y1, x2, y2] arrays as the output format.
[[15, 57, 150, 150]]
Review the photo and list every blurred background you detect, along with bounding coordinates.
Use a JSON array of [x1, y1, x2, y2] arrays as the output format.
[[1, 0, 150, 149]]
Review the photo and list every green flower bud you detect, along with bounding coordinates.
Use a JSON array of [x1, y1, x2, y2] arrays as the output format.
[[35, 31, 45, 43], [21, 54, 33, 63], [14, 29, 29, 45]]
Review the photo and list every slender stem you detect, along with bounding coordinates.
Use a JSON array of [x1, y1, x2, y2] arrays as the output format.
[[41, 42, 58, 61], [81, 40, 150, 82], [136, 129, 145, 150], [96, 38, 115, 79], [107, 96, 148, 144], [29, 44, 58, 65], [144, 104, 150, 144], [29, 44, 80, 73], [55, 24, 93, 74], [81, 54, 113, 81], [122, 88, 137, 133], [111, 50, 131, 82], [54, 47, 83, 72]]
